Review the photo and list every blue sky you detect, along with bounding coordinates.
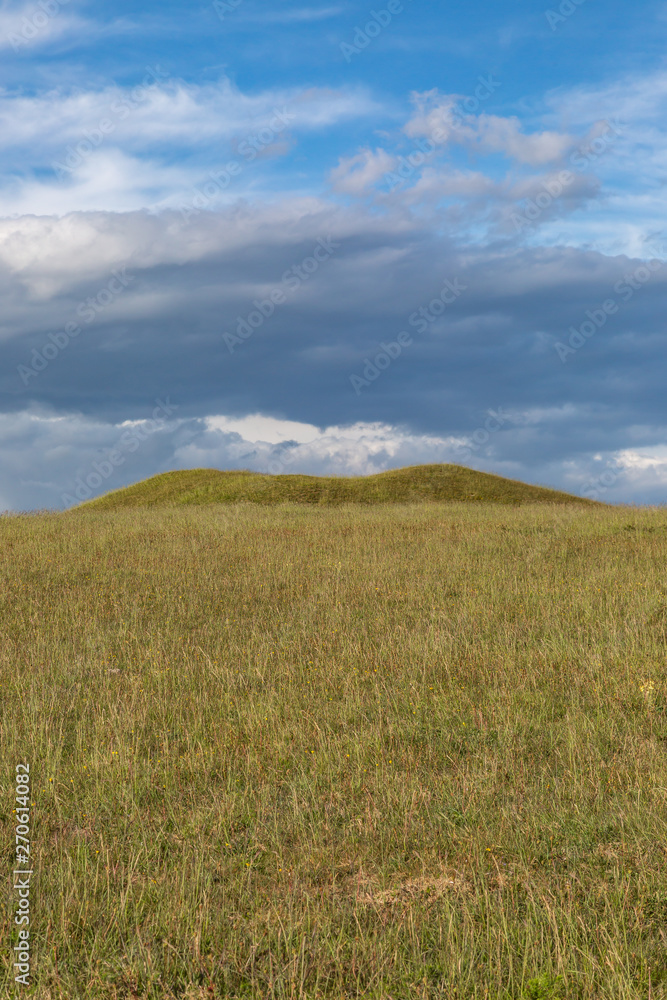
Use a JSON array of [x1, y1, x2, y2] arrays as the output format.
[[2, 0, 667, 509]]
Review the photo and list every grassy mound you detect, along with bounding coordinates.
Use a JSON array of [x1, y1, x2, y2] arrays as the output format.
[[75, 463, 595, 509]]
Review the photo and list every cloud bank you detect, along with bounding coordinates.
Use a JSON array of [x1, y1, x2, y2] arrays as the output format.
[[2, 36, 667, 509]]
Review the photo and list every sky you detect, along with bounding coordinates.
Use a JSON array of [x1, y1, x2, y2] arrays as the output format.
[[1, 0, 667, 510]]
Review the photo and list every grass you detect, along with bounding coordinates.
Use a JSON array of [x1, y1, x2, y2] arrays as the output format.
[[2, 497, 667, 998], [76, 463, 597, 510]]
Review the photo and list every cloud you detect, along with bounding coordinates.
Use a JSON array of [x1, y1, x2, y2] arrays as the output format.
[[245, 6, 344, 23], [0, 76, 380, 215], [329, 147, 397, 194], [320, 88, 612, 242], [0, 0, 87, 52], [544, 69, 667, 131], [0, 77, 377, 154], [205, 413, 322, 444], [317, 80, 656, 255], [470, 114, 574, 165], [404, 90, 575, 166]]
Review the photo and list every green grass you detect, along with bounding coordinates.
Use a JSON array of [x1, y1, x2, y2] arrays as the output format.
[[76, 463, 597, 510], [3, 499, 667, 999]]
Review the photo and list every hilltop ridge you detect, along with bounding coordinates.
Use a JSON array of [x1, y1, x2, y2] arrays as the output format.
[[71, 464, 597, 510]]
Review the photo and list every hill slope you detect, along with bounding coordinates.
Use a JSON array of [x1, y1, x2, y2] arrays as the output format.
[[73, 464, 596, 509]]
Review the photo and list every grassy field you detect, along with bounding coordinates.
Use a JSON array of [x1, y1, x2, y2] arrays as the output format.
[[3, 497, 667, 998]]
